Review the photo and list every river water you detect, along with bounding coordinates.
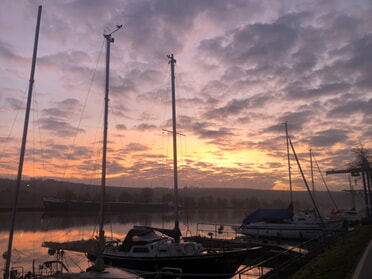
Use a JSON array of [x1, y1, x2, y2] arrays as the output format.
[[0, 209, 268, 278]]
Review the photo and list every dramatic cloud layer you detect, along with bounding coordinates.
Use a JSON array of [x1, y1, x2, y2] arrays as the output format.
[[0, 0, 371, 192]]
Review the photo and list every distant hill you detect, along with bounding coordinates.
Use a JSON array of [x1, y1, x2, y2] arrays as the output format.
[[0, 178, 365, 214]]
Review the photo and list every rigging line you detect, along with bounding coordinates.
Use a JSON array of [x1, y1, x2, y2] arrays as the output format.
[[63, 252, 85, 272], [161, 130, 171, 188], [108, 103, 129, 179], [62, 38, 106, 179], [82, 102, 105, 186], [312, 152, 339, 210], [176, 66, 229, 189], [35, 97, 46, 179], [31, 88, 36, 178], [288, 136, 324, 224], [178, 132, 187, 187], [0, 85, 28, 161], [32, 84, 46, 179]]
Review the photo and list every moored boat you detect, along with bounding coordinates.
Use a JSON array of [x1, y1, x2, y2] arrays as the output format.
[[232, 206, 344, 240], [4, 8, 137, 279], [232, 124, 345, 241], [102, 54, 257, 278]]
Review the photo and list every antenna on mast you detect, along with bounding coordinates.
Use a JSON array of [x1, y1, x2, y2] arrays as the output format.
[[104, 24, 123, 41]]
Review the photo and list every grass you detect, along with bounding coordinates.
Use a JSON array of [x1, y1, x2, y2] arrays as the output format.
[[289, 224, 372, 279]]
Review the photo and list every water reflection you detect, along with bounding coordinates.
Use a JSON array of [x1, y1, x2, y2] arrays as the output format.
[[0, 209, 256, 277], [0, 208, 247, 232]]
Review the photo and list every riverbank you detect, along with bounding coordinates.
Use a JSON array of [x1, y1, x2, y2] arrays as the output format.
[[289, 223, 372, 279]]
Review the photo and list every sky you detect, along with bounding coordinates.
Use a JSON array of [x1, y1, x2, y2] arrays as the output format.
[[0, 0, 371, 192]]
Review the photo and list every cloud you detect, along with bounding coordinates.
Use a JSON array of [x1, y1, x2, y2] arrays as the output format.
[[135, 123, 158, 131], [286, 82, 351, 100], [116, 124, 127, 130], [328, 98, 372, 119], [6, 97, 23, 110], [1, 0, 371, 191], [192, 122, 235, 141], [346, 33, 372, 78], [124, 142, 150, 152], [309, 129, 349, 147], [0, 41, 17, 61], [39, 117, 84, 137]]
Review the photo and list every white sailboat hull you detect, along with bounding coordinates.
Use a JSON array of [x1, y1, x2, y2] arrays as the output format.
[[233, 218, 344, 240]]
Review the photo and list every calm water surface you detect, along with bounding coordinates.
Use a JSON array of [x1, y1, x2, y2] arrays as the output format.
[[0, 210, 267, 278]]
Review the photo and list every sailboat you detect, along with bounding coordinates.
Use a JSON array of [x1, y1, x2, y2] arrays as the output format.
[[232, 123, 344, 241], [3, 6, 137, 279], [1, 6, 67, 279], [102, 54, 255, 279]]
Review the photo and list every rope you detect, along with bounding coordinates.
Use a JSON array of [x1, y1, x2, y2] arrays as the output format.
[[62, 38, 106, 180]]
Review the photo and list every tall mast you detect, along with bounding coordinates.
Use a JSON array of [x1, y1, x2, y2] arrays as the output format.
[[167, 54, 180, 243], [285, 122, 293, 205], [4, 6, 42, 279], [95, 24, 122, 271], [5, 6, 42, 279]]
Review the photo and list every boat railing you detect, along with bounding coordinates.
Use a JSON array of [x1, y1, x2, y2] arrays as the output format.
[[234, 241, 310, 278], [192, 222, 239, 239]]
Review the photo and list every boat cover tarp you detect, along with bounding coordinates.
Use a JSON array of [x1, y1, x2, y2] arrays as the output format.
[[242, 204, 293, 224], [120, 226, 182, 252], [134, 225, 182, 239]]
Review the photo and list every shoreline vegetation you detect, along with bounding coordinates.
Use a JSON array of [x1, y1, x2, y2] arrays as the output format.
[[289, 224, 372, 279], [0, 178, 363, 213]]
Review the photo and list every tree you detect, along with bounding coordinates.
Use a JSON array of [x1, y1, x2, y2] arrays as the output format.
[[118, 191, 132, 202], [349, 147, 371, 171], [140, 188, 154, 203]]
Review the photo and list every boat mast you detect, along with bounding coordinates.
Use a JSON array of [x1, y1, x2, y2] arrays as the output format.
[[285, 122, 293, 205], [95, 24, 122, 271], [288, 136, 324, 225], [4, 6, 42, 279], [167, 54, 180, 243]]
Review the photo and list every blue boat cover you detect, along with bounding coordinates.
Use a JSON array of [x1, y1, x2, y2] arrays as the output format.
[[242, 204, 293, 224]]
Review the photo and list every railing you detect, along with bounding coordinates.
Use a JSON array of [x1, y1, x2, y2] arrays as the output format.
[[192, 222, 240, 239]]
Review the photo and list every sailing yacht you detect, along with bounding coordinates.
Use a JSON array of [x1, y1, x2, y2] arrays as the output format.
[[102, 54, 256, 279], [5, 7, 137, 279], [232, 124, 344, 241]]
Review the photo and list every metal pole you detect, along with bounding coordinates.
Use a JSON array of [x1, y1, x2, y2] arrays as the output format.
[[167, 54, 180, 243], [95, 24, 122, 271], [5, 6, 42, 279]]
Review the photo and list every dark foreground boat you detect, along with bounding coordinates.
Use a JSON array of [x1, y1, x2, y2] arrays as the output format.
[[100, 54, 257, 279], [103, 226, 251, 279]]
